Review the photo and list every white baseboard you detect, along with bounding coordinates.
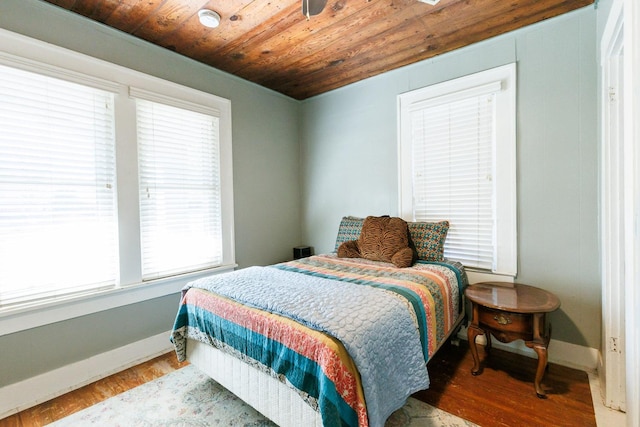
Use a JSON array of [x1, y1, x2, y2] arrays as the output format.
[[457, 326, 599, 372], [0, 330, 174, 419], [588, 370, 627, 426]]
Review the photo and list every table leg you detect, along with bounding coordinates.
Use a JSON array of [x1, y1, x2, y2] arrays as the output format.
[[467, 323, 484, 375], [532, 344, 548, 398], [530, 313, 549, 398]]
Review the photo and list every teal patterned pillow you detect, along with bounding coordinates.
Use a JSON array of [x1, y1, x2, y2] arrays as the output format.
[[408, 220, 450, 261], [334, 216, 364, 251]]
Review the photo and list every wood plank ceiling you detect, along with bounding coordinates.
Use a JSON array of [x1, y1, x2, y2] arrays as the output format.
[[42, 0, 594, 100]]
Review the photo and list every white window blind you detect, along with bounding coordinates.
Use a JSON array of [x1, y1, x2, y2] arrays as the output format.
[[410, 93, 496, 269], [399, 64, 517, 276], [0, 65, 117, 306], [136, 98, 223, 280]]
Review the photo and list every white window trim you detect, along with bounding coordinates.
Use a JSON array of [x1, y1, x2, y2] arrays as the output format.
[[398, 63, 517, 276], [0, 28, 236, 335]]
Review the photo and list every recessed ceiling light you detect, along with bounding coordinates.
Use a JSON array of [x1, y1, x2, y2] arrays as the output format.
[[198, 9, 221, 28], [417, 0, 440, 5]]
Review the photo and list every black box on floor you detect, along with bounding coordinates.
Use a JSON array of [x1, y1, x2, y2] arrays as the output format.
[[293, 246, 312, 259]]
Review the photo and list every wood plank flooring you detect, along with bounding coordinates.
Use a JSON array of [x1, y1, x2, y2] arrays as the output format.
[[418, 340, 597, 427], [1, 340, 596, 426], [0, 354, 188, 427]]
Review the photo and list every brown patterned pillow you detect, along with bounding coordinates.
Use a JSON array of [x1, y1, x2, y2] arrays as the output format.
[[339, 216, 415, 268], [337, 239, 360, 258]]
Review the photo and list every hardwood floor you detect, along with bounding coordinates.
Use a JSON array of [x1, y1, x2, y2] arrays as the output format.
[[0, 341, 595, 426], [418, 340, 597, 427], [0, 354, 188, 427]]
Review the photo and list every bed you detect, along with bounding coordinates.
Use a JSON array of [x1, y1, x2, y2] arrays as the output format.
[[171, 216, 467, 427]]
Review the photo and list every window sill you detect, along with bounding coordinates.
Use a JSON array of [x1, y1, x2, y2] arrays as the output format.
[[0, 263, 237, 337], [466, 268, 516, 284]]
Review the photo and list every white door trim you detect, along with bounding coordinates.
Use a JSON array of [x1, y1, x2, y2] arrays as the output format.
[[623, 0, 640, 425], [600, 0, 626, 411]]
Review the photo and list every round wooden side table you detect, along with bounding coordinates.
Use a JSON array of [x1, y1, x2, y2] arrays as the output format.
[[465, 281, 561, 398]]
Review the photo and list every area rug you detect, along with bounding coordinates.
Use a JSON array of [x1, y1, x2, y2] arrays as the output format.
[[50, 365, 477, 426]]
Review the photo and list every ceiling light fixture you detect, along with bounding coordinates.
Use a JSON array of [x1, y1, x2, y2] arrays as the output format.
[[417, 0, 440, 4], [198, 9, 221, 28]]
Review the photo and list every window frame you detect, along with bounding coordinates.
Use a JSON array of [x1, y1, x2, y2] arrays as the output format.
[[398, 63, 517, 276], [0, 67, 119, 304], [133, 90, 226, 281], [0, 28, 235, 335]]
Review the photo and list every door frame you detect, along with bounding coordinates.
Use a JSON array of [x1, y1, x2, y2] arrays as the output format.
[[600, 1, 640, 425], [600, 0, 626, 411]]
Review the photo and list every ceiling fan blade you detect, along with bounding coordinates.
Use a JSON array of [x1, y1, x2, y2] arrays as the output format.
[[302, 0, 327, 16]]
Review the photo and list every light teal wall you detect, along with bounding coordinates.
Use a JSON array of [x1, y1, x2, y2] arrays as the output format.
[[0, 0, 602, 388], [0, 0, 301, 385], [300, 7, 600, 348]]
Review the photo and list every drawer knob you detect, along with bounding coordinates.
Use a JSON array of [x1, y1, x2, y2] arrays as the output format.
[[494, 314, 512, 325]]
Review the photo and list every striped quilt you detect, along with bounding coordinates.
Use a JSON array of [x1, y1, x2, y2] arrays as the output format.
[[171, 254, 466, 427]]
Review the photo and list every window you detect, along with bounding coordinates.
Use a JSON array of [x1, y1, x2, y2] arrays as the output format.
[[0, 65, 117, 306], [135, 96, 223, 280], [0, 31, 235, 319], [398, 64, 517, 276]]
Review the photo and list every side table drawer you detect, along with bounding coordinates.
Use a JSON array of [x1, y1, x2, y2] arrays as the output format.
[[479, 307, 533, 335]]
